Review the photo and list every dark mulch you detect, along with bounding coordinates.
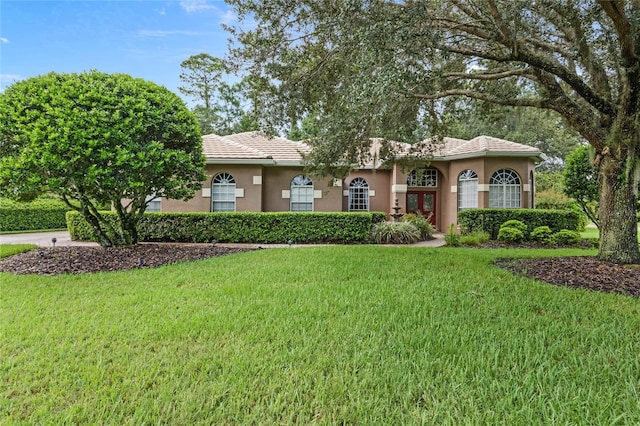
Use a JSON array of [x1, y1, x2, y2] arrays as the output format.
[[495, 256, 640, 298], [0, 244, 254, 275]]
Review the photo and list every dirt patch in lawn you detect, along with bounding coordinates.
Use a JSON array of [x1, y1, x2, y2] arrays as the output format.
[[495, 256, 640, 298], [0, 244, 254, 275]]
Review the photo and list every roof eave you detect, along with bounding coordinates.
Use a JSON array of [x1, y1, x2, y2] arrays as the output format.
[[205, 158, 275, 165], [442, 151, 545, 162]]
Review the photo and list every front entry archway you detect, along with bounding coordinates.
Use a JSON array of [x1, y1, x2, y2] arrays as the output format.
[[407, 191, 436, 225]]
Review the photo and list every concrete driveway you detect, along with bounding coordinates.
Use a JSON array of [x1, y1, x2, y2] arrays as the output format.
[[0, 231, 98, 248]]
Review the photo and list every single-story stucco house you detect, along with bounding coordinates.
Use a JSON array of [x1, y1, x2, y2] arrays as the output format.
[[154, 131, 544, 230]]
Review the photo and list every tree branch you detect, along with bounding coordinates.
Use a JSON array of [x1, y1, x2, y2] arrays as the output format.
[[412, 89, 549, 108], [598, 0, 637, 67], [443, 68, 529, 80], [434, 3, 618, 117]]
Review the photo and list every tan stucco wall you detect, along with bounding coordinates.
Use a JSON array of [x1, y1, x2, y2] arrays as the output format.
[[385, 157, 536, 230], [157, 157, 538, 224], [160, 164, 265, 212], [481, 158, 536, 209], [262, 166, 342, 212], [341, 170, 392, 214]]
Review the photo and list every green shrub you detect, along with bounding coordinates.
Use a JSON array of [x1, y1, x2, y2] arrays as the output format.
[[498, 220, 528, 242], [530, 226, 554, 244], [0, 198, 71, 232], [370, 221, 421, 244], [67, 211, 385, 244], [444, 224, 461, 247], [401, 213, 434, 240], [553, 229, 582, 245], [497, 227, 525, 242], [500, 219, 528, 233], [459, 231, 490, 246], [458, 208, 584, 239]]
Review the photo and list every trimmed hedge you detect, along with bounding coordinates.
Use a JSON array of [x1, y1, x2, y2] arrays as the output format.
[[0, 198, 71, 232], [458, 208, 584, 239], [67, 211, 389, 244]]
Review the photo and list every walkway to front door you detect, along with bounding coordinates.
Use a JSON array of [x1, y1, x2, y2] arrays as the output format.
[[407, 191, 437, 225]]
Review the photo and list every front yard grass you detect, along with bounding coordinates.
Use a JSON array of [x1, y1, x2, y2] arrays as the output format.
[[0, 243, 37, 258], [2, 245, 640, 424]]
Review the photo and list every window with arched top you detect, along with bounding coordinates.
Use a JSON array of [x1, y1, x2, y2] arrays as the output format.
[[212, 172, 236, 212], [348, 177, 370, 211], [291, 175, 314, 211], [489, 169, 521, 208], [457, 169, 478, 210], [407, 168, 437, 187]]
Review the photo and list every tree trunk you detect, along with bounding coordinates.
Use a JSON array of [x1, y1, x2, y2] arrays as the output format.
[[598, 155, 640, 264]]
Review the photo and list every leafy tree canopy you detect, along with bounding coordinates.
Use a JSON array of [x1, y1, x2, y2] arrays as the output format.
[[226, 0, 640, 263], [0, 71, 206, 247], [443, 99, 582, 170], [179, 53, 259, 135]]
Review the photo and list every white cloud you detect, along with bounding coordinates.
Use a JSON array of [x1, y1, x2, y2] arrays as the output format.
[[0, 74, 23, 91], [0, 37, 9, 44], [180, 0, 216, 13], [219, 10, 236, 25]]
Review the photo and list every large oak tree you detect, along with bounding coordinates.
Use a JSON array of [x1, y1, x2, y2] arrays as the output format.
[[0, 71, 206, 247], [226, 0, 640, 264]]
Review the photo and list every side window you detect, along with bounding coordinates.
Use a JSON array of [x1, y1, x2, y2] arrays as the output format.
[[145, 195, 161, 212], [457, 170, 478, 210], [489, 169, 521, 208], [291, 175, 313, 211], [212, 172, 236, 212], [348, 177, 370, 211]]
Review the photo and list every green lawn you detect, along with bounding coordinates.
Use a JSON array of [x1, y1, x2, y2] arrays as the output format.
[[2, 245, 640, 424], [0, 243, 37, 258], [581, 224, 640, 241]]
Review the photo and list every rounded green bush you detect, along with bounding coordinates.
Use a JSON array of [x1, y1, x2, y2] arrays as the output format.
[[553, 229, 582, 245], [500, 219, 528, 233], [497, 226, 524, 242], [530, 226, 554, 244]]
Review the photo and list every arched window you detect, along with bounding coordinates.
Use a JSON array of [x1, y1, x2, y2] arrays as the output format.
[[457, 169, 478, 210], [407, 168, 437, 187], [348, 177, 370, 211], [212, 172, 236, 212], [489, 169, 521, 208], [291, 175, 313, 211]]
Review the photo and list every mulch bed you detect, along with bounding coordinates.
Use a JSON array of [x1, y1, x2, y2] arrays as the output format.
[[0, 244, 254, 275], [495, 256, 640, 298]]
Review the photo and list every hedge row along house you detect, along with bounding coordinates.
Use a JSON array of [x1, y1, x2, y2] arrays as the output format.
[[155, 131, 544, 230]]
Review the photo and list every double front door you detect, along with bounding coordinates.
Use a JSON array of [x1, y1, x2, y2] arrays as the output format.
[[407, 191, 436, 225]]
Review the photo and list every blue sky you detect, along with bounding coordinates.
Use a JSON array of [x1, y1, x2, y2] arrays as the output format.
[[0, 0, 240, 103]]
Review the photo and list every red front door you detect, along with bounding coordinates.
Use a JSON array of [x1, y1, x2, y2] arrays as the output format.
[[407, 191, 436, 225]]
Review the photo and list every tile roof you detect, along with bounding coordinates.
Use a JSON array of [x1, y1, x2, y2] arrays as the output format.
[[202, 132, 543, 165], [203, 132, 310, 164], [441, 135, 543, 158]]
